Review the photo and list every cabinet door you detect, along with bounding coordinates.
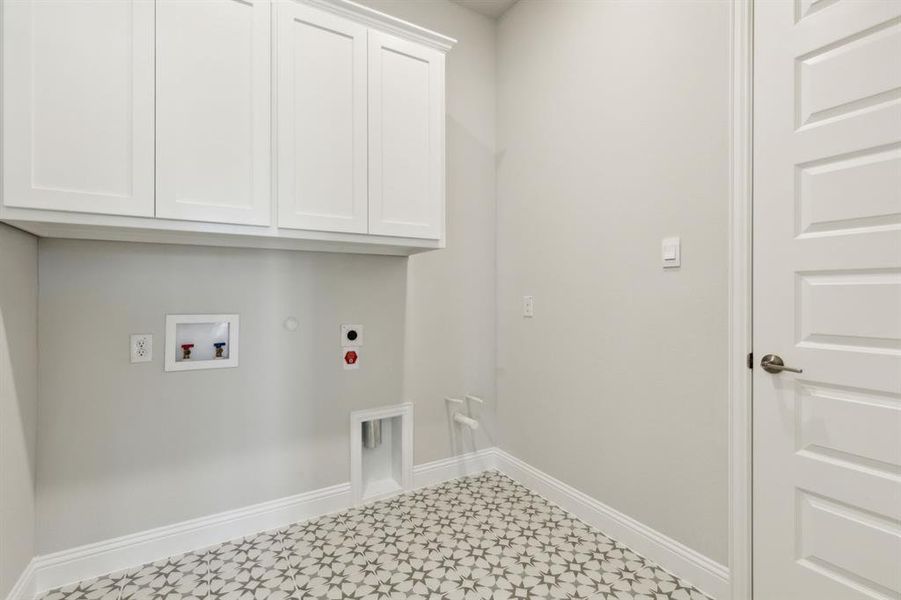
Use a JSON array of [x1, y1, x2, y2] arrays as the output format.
[[368, 32, 445, 240], [2, 0, 154, 217], [276, 3, 367, 233], [156, 0, 271, 226]]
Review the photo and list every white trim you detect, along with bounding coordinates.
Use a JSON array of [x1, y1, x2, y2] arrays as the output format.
[[24, 449, 485, 598], [349, 403, 414, 503], [30, 482, 352, 595], [728, 1, 754, 599], [296, 0, 457, 52], [21, 448, 729, 600], [494, 450, 731, 600], [411, 447, 498, 489], [4, 560, 36, 600], [0, 211, 443, 257]]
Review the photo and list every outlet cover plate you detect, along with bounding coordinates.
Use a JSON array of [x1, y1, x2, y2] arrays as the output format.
[[341, 324, 363, 347], [522, 296, 534, 318], [130, 334, 153, 363]]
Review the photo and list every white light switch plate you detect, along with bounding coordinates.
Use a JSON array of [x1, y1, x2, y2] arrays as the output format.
[[522, 296, 534, 318], [662, 237, 681, 268], [130, 334, 153, 363]]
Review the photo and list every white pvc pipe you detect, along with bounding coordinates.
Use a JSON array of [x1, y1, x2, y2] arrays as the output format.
[[454, 413, 479, 430]]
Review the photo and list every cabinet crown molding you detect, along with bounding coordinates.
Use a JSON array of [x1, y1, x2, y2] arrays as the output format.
[[297, 0, 457, 51]]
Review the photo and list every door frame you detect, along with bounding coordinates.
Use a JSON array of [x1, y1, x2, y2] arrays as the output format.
[[728, 0, 754, 599]]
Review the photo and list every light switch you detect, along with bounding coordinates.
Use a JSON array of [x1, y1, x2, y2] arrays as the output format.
[[662, 237, 681, 268]]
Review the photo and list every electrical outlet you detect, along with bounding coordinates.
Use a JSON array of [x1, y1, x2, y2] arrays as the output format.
[[522, 296, 534, 318], [130, 334, 153, 363], [341, 324, 363, 347]]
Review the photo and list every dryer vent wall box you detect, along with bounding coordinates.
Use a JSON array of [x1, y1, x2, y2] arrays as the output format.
[[351, 404, 413, 504]]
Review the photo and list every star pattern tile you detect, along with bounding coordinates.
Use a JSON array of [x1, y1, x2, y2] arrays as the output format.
[[39, 471, 712, 600]]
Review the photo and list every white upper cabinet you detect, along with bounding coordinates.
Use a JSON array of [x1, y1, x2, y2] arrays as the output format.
[[2, 0, 155, 217], [276, 2, 367, 233], [0, 0, 455, 255], [156, 0, 272, 226], [368, 32, 445, 240]]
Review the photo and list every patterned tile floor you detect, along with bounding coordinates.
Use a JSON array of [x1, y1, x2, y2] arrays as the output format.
[[41, 471, 711, 600]]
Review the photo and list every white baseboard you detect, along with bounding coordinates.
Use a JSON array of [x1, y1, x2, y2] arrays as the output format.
[[493, 449, 730, 599], [19, 447, 728, 600], [24, 449, 497, 598], [31, 481, 353, 595], [5, 560, 35, 600], [412, 447, 498, 489]]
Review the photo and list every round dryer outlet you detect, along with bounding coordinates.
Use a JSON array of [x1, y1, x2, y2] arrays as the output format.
[[341, 324, 363, 347]]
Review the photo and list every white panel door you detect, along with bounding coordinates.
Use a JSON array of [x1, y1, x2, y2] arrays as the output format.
[[368, 32, 445, 240], [754, 2, 901, 599], [156, 0, 271, 226], [2, 0, 154, 217], [276, 3, 367, 233]]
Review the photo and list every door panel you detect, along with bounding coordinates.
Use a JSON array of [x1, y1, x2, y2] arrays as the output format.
[[795, 17, 901, 129], [753, 1, 901, 599], [156, 0, 271, 226], [796, 382, 901, 470], [368, 32, 444, 240], [2, 0, 154, 216], [796, 144, 900, 236], [276, 3, 367, 233]]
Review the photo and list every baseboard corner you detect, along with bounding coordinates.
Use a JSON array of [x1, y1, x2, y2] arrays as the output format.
[[28, 447, 501, 598], [493, 448, 730, 599], [412, 446, 499, 489], [5, 559, 36, 600]]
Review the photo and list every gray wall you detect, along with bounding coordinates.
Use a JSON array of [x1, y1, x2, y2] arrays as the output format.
[[28, 0, 732, 566], [356, 0, 498, 462], [496, 0, 730, 563], [37, 241, 407, 551], [34, 0, 497, 554], [0, 224, 38, 597]]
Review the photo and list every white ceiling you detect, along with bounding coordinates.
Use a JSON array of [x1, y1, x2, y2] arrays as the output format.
[[452, 0, 519, 19]]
